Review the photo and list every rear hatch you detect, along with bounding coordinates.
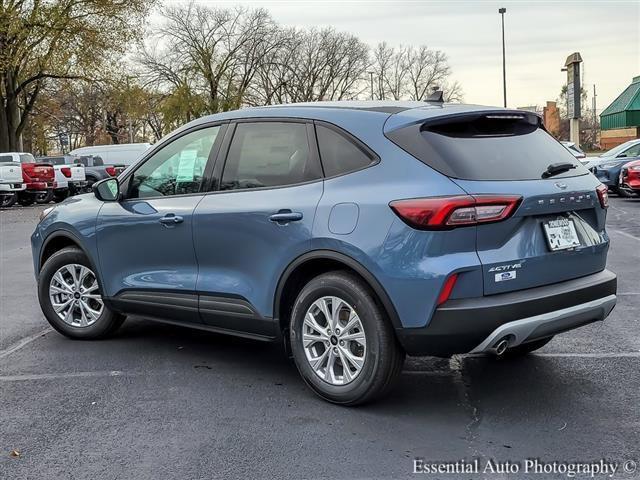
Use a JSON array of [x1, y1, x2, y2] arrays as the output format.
[[387, 110, 608, 295]]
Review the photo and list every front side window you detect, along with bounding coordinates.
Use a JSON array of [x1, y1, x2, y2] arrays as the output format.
[[622, 143, 640, 158], [221, 122, 321, 191], [316, 124, 374, 177], [128, 126, 220, 199]]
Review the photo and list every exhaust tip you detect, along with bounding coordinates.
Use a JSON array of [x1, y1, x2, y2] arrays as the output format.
[[493, 338, 510, 356]]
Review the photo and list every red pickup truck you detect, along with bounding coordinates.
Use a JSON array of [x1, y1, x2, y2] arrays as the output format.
[[3, 153, 56, 206]]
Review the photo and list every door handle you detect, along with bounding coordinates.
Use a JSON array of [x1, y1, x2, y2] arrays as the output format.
[[159, 214, 184, 225], [269, 210, 303, 224]]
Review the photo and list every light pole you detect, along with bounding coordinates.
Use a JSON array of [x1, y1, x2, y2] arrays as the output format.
[[368, 71, 375, 100], [499, 7, 507, 107]]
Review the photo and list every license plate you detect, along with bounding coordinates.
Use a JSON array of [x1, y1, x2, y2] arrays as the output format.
[[543, 218, 580, 251]]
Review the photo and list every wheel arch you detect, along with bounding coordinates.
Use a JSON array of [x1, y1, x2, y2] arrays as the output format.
[[274, 250, 402, 335], [40, 231, 92, 273]]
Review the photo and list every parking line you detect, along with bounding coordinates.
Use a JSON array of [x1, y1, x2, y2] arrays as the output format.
[[0, 327, 52, 360], [532, 352, 640, 358], [610, 228, 640, 242], [0, 370, 128, 382]]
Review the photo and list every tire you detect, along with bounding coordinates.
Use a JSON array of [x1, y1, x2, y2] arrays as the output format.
[[1, 193, 17, 208], [53, 189, 70, 203], [85, 177, 97, 193], [289, 271, 404, 405], [505, 336, 553, 356], [35, 189, 54, 204], [17, 193, 35, 206], [38, 247, 125, 339]]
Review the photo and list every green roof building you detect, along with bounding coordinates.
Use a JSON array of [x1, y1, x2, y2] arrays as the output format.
[[600, 76, 640, 149]]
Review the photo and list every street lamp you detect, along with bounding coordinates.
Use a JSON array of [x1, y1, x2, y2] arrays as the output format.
[[367, 71, 375, 100], [499, 7, 507, 107]]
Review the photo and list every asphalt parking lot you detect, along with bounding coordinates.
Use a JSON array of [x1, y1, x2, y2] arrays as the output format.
[[1, 197, 639, 480]]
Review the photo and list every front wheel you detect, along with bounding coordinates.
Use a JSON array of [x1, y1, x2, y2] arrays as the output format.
[[618, 187, 637, 198], [38, 247, 125, 339], [290, 271, 404, 405]]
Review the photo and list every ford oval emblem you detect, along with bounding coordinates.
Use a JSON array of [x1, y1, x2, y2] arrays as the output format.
[[555, 182, 568, 190]]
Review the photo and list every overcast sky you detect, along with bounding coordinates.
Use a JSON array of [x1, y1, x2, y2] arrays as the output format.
[[181, 0, 639, 112]]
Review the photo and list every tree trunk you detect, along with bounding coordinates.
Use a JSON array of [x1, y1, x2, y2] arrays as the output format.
[[1, 72, 24, 152]]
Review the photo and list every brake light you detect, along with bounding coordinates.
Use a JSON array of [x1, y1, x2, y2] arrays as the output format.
[[389, 195, 522, 230], [437, 273, 458, 306], [105, 166, 117, 176], [596, 184, 609, 209], [61, 167, 72, 177]]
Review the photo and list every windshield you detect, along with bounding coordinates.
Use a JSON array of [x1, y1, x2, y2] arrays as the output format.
[[601, 141, 637, 158]]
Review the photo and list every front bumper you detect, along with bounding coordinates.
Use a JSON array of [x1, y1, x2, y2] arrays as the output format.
[[396, 269, 617, 356]]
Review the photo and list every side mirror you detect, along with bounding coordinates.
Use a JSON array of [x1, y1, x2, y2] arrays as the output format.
[[93, 177, 120, 202], [617, 153, 628, 158]]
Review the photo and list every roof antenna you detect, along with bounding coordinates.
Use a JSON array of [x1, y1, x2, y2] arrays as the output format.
[[426, 87, 444, 103]]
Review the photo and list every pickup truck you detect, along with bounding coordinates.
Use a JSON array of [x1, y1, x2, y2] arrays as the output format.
[[72, 155, 124, 190], [0, 161, 26, 207], [37, 156, 87, 198], [0, 152, 55, 206]]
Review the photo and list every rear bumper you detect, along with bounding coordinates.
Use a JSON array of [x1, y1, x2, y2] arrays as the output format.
[[396, 269, 617, 356], [25, 181, 55, 191], [0, 183, 26, 192]]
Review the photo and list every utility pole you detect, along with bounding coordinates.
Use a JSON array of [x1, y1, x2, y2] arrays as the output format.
[[593, 84, 597, 146], [499, 8, 507, 107], [368, 71, 375, 100]]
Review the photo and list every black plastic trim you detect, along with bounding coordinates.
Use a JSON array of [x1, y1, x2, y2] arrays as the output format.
[[274, 250, 402, 329], [396, 269, 617, 356]]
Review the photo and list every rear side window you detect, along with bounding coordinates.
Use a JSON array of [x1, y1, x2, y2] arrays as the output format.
[[386, 113, 588, 181], [315, 124, 374, 177], [221, 122, 321, 190]]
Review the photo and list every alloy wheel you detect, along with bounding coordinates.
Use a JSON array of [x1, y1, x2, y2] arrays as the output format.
[[49, 263, 104, 327], [302, 296, 367, 385]]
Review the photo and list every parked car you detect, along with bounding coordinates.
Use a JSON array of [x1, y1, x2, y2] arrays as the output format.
[[38, 156, 87, 197], [72, 155, 123, 190], [560, 141, 587, 162], [69, 143, 151, 166], [0, 152, 55, 205], [618, 159, 640, 197], [587, 139, 640, 195], [0, 158, 26, 207], [32, 101, 617, 405]]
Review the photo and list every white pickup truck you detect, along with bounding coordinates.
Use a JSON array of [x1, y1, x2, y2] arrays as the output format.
[[38, 156, 87, 200], [0, 160, 26, 208]]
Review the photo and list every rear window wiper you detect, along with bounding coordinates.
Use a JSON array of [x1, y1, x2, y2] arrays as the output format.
[[542, 162, 577, 178]]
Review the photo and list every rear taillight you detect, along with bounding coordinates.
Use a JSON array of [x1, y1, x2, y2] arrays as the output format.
[[596, 184, 609, 209], [437, 273, 458, 306], [61, 167, 72, 177], [105, 166, 117, 176], [389, 195, 522, 230]]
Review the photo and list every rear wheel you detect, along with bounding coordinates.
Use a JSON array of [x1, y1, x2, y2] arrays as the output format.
[[1, 193, 17, 208], [290, 271, 404, 405], [35, 190, 54, 204], [505, 336, 553, 356], [38, 247, 125, 339], [53, 189, 70, 203]]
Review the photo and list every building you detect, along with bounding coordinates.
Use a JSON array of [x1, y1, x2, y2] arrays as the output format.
[[542, 101, 561, 138], [600, 75, 640, 149]]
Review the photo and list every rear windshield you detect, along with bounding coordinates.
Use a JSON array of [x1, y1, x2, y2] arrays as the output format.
[[386, 113, 588, 181]]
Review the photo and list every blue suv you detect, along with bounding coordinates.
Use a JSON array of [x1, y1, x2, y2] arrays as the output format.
[[32, 101, 617, 405]]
